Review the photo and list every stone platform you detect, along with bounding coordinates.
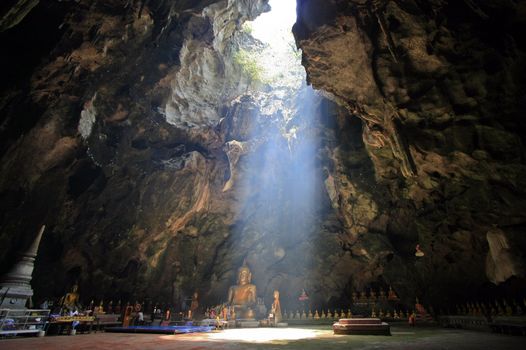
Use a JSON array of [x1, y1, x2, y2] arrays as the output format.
[[237, 320, 259, 328], [333, 318, 391, 336]]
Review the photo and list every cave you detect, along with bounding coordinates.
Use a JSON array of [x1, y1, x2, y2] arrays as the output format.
[[1, 0, 526, 348]]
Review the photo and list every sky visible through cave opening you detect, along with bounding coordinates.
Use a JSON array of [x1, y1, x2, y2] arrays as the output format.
[[234, 0, 322, 303], [247, 0, 305, 92]]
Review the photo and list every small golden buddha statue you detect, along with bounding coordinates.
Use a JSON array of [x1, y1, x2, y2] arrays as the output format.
[[359, 291, 368, 303], [497, 302, 505, 316], [97, 300, 105, 314], [294, 310, 300, 319], [61, 283, 81, 312], [271, 290, 282, 323], [504, 300, 513, 316], [308, 310, 313, 319], [515, 301, 522, 315], [314, 310, 320, 319], [301, 310, 306, 319], [227, 261, 257, 319], [475, 303, 482, 316], [334, 310, 340, 318], [490, 306, 497, 316], [190, 291, 199, 319], [415, 244, 425, 257], [369, 289, 377, 302], [115, 300, 122, 314], [387, 286, 399, 301]]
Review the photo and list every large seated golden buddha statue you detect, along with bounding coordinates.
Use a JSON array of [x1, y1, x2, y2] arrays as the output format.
[[227, 261, 257, 319]]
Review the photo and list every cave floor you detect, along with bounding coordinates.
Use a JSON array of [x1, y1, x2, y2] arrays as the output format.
[[1, 325, 525, 350]]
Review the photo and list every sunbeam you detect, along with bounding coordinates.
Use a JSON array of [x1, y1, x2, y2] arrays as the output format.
[[226, 0, 325, 311]]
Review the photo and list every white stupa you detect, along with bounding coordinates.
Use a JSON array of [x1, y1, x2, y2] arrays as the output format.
[[0, 225, 45, 309]]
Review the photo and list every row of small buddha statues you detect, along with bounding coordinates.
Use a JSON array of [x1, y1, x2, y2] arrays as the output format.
[[87, 300, 176, 318], [283, 309, 352, 320], [63, 293, 164, 317], [60, 282, 181, 313], [89, 300, 149, 315], [58, 282, 143, 315], [280, 308, 413, 320], [352, 286, 400, 304], [455, 299, 526, 317], [370, 309, 414, 319]]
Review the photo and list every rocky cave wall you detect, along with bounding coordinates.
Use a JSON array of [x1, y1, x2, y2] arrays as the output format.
[[294, 0, 526, 304], [0, 0, 260, 306], [0, 0, 525, 312]]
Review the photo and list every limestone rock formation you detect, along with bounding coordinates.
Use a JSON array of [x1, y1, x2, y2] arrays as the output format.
[[486, 227, 524, 285]]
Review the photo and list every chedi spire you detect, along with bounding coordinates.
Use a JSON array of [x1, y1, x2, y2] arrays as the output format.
[[0, 225, 45, 309]]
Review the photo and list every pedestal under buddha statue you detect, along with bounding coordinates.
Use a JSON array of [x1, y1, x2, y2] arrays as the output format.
[[227, 261, 257, 319]]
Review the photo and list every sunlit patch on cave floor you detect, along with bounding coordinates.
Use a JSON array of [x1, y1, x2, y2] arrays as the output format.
[[158, 328, 327, 343], [208, 328, 320, 342]]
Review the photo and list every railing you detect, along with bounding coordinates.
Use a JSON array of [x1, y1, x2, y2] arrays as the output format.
[[0, 309, 50, 336]]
